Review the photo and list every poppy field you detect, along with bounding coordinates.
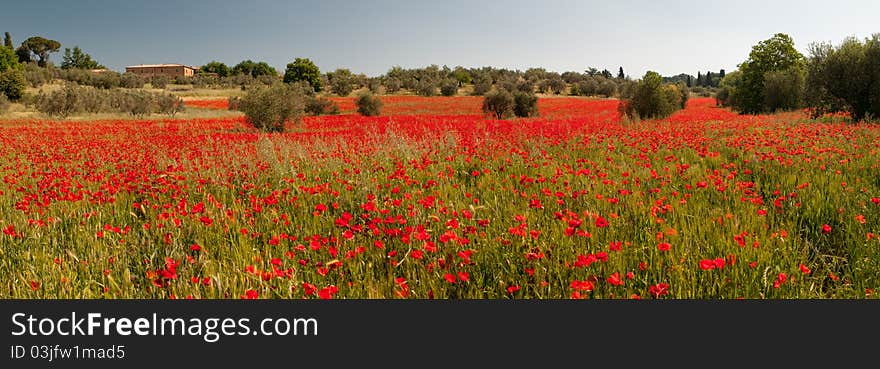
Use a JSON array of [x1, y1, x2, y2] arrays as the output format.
[[1, 97, 879, 299]]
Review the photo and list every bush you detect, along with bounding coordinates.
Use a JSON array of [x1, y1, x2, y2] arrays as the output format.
[[576, 79, 598, 96], [763, 67, 804, 112], [156, 93, 185, 116], [305, 96, 339, 115], [383, 77, 401, 94], [416, 80, 436, 96], [548, 78, 566, 94], [0, 70, 26, 101], [482, 89, 514, 119], [355, 92, 382, 116], [516, 80, 534, 93], [330, 69, 355, 96], [619, 71, 683, 120], [440, 80, 458, 96], [120, 73, 145, 88], [119, 90, 153, 117], [151, 75, 170, 89], [23, 64, 51, 87], [472, 80, 491, 96], [366, 78, 382, 94], [238, 83, 304, 132], [512, 91, 539, 117], [34, 84, 83, 118], [805, 35, 880, 121], [597, 80, 618, 97]]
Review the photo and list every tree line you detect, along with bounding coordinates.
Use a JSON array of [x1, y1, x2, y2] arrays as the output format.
[[717, 33, 879, 122]]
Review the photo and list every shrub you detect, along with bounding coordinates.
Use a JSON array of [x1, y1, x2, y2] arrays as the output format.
[[676, 82, 689, 109], [516, 80, 534, 93], [416, 80, 436, 96], [576, 79, 598, 96], [120, 72, 145, 88], [805, 35, 880, 121], [34, 84, 83, 118], [355, 92, 382, 116], [330, 69, 355, 96], [305, 96, 340, 115], [383, 77, 402, 94], [23, 63, 50, 87], [619, 71, 682, 120], [238, 83, 304, 132], [151, 75, 170, 89], [366, 78, 382, 94], [763, 67, 804, 112], [472, 80, 491, 96], [440, 80, 458, 96], [548, 78, 566, 95], [120, 90, 153, 117], [482, 89, 514, 119], [156, 93, 185, 117], [597, 80, 618, 97], [90, 72, 121, 89], [0, 69, 26, 101], [512, 91, 539, 117]]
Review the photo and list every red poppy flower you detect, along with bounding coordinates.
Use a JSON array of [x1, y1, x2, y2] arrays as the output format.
[[657, 242, 671, 252], [822, 224, 832, 234]]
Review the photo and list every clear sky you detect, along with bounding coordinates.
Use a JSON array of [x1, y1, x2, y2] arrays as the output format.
[[1, 0, 877, 77]]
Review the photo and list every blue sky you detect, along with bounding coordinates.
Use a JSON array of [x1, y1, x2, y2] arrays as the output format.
[[1, 0, 877, 77]]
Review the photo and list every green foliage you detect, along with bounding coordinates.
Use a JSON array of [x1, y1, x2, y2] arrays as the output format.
[[0, 69, 26, 101], [716, 70, 742, 107], [471, 80, 491, 96], [675, 82, 690, 109], [283, 58, 322, 92], [61, 46, 103, 70], [440, 79, 458, 96], [0, 45, 20, 73], [512, 91, 539, 117], [3, 32, 11, 49], [232, 60, 277, 78], [120, 72, 145, 89], [597, 79, 617, 97], [329, 68, 354, 96], [416, 80, 436, 96], [31, 84, 172, 118], [201, 61, 230, 77], [355, 92, 382, 116], [150, 75, 170, 89], [19, 36, 61, 67], [238, 83, 304, 132], [452, 67, 471, 85], [156, 94, 185, 117], [805, 34, 880, 122], [482, 89, 515, 119], [763, 67, 805, 112], [305, 96, 339, 116], [383, 77, 401, 94], [619, 71, 683, 120], [733, 33, 806, 114], [34, 84, 82, 118]]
